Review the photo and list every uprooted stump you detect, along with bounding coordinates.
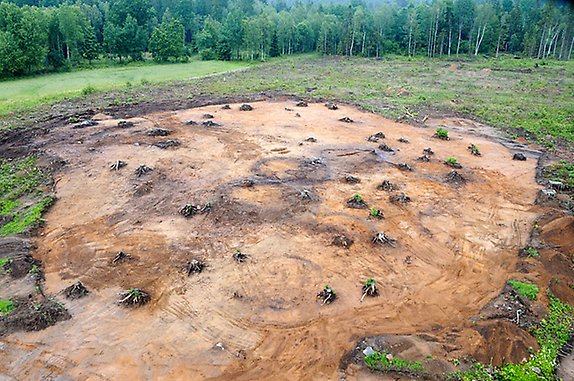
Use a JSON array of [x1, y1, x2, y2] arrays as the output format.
[[117, 120, 135, 128], [110, 160, 127, 171], [389, 192, 411, 204], [417, 155, 430, 162], [378, 144, 394, 152], [233, 250, 249, 263], [423, 148, 434, 155], [305, 137, 317, 142], [344, 175, 361, 184], [325, 102, 338, 110], [446, 170, 466, 184], [135, 164, 153, 177], [398, 137, 410, 143], [468, 144, 481, 156], [444, 159, 462, 169], [179, 203, 211, 217], [64, 281, 89, 300], [368, 132, 385, 142], [202, 120, 221, 127], [112, 250, 131, 264], [240, 104, 253, 111], [185, 120, 198, 125], [378, 180, 397, 192], [299, 189, 313, 201], [153, 139, 180, 149], [361, 278, 378, 302], [146, 128, 171, 136], [185, 259, 206, 275], [339, 117, 353, 123], [332, 234, 353, 249], [372, 232, 397, 247], [71, 119, 98, 129], [347, 194, 367, 209], [317, 285, 336, 304], [295, 113, 301, 117], [513, 153, 527, 161], [203, 113, 214, 119], [118, 288, 150, 307], [296, 101, 308, 107], [221, 104, 231, 110]]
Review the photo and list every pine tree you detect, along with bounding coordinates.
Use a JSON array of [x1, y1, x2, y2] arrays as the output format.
[[269, 30, 280, 57]]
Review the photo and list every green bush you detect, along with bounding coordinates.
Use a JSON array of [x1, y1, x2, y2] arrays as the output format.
[[0, 299, 14, 316], [435, 127, 449, 140]]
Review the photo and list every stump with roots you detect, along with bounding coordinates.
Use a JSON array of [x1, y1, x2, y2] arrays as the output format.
[[185, 120, 198, 125], [153, 139, 180, 149], [417, 155, 431, 162], [344, 175, 360, 184], [110, 160, 127, 171], [296, 101, 308, 107], [361, 278, 378, 302], [112, 250, 131, 264], [368, 132, 385, 142], [233, 250, 249, 263], [239, 104, 253, 111], [203, 113, 214, 119], [468, 144, 481, 156], [369, 208, 384, 219], [300, 189, 313, 201], [118, 288, 150, 307], [332, 234, 353, 249], [305, 137, 317, 142], [179, 202, 211, 217], [325, 102, 338, 110], [221, 104, 231, 110], [347, 194, 367, 209], [339, 117, 353, 123], [378, 143, 394, 152], [146, 128, 171, 136], [389, 192, 411, 204], [398, 137, 410, 143], [378, 180, 397, 192], [135, 165, 153, 177], [513, 153, 527, 161], [317, 285, 336, 304], [372, 232, 397, 247], [64, 281, 89, 300], [446, 170, 466, 184], [397, 163, 413, 171], [185, 259, 206, 275], [117, 120, 134, 128], [202, 120, 221, 127], [423, 148, 434, 155]]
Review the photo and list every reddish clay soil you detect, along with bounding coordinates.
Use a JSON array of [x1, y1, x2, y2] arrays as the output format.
[[0, 101, 550, 380]]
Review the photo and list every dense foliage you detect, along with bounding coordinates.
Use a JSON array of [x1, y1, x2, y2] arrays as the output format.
[[0, 0, 572, 76]]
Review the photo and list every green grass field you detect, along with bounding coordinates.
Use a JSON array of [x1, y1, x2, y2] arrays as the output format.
[[0, 60, 249, 114]]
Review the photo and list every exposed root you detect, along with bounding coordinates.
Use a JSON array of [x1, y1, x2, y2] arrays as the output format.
[[300, 189, 313, 201], [417, 155, 431, 162], [317, 285, 336, 304], [378, 180, 397, 192], [423, 148, 434, 155], [118, 288, 150, 307], [233, 250, 249, 263], [240, 104, 253, 111], [361, 278, 378, 302], [285, 107, 294, 111], [202, 120, 221, 127], [389, 192, 411, 204], [179, 202, 211, 217], [339, 117, 353, 123], [135, 165, 153, 177], [372, 232, 397, 247], [368, 132, 385, 142], [112, 250, 131, 264], [325, 102, 338, 110], [63, 281, 89, 300], [153, 139, 180, 149], [185, 259, 206, 275], [332, 234, 353, 249], [110, 160, 127, 171]]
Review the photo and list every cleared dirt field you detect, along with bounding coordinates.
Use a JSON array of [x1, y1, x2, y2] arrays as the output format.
[[0, 100, 550, 380]]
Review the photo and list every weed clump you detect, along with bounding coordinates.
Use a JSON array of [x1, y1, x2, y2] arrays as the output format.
[[118, 288, 150, 307], [364, 351, 424, 374], [434, 127, 449, 140], [317, 284, 336, 304], [347, 194, 367, 209], [508, 279, 539, 301], [522, 246, 540, 258], [0, 299, 14, 315]]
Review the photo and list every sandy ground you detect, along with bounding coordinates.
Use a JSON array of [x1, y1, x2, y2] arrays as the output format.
[[0, 101, 542, 380]]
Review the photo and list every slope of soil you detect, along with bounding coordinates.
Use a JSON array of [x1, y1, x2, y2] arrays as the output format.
[[0, 101, 542, 380]]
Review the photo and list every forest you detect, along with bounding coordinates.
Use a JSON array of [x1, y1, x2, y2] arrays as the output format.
[[0, 0, 573, 77]]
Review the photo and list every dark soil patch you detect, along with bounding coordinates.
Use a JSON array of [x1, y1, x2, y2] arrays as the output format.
[[332, 234, 353, 249], [153, 139, 180, 149], [240, 104, 254, 111], [146, 128, 171, 136], [479, 284, 538, 330], [0, 298, 70, 336]]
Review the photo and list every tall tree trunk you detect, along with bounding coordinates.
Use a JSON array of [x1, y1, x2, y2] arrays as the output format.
[[433, 12, 439, 57], [569, 35, 574, 60], [559, 27, 567, 60], [475, 24, 486, 56], [448, 27, 452, 56], [361, 30, 366, 56], [349, 27, 355, 56], [456, 23, 462, 56], [538, 28, 546, 59]]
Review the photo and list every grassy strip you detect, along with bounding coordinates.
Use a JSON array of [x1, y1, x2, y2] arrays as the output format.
[[545, 161, 574, 188], [0, 156, 53, 237], [365, 351, 425, 374], [508, 280, 540, 301], [0, 299, 14, 316]]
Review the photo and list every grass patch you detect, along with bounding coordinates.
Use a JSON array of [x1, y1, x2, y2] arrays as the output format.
[[365, 351, 424, 374], [0, 59, 249, 115], [0, 257, 11, 268], [0, 156, 53, 237], [0, 299, 14, 315], [508, 279, 539, 301], [545, 160, 574, 188], [524, 247, 540, 259]]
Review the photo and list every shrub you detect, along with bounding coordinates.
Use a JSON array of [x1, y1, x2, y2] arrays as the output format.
[[435, 127, 449, 140]]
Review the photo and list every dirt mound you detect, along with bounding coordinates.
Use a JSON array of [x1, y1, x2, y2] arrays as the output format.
[[0, 298, 70, 336]]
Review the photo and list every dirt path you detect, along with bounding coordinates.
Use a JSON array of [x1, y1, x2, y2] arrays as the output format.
[[0, 101, 541, 380]]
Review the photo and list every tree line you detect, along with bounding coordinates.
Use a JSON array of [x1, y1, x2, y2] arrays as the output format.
[[0, 0, 573, 77]]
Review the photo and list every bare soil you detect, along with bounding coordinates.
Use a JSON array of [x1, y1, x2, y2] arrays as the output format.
[[0, 100, 569, 380]]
